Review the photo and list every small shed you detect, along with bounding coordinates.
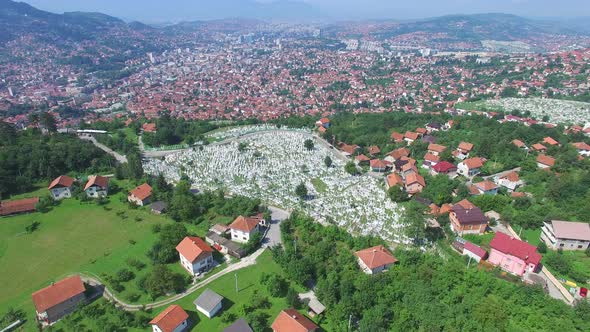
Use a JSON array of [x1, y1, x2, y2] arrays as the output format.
[[194, 289, 223, 318], [223, 318, 254, 332]]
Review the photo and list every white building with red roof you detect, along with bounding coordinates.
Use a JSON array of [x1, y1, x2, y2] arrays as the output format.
[[354, 245, 398, 274], [150, 305, 189, 332], [48, 175, 75, 200], [32, 275, 86, 324], [176, 236, 214, 275], [271, 308, 318, 332], [128, 183, 153, 206], [229, 215, 261, 243], [84, 175, 109, 198]]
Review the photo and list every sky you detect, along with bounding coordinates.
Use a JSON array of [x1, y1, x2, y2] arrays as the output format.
[[19, 0, 590, 22]]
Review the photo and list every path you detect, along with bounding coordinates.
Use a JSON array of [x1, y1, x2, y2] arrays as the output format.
[[80, 136, 128, 163], [82, 248, 266, 311], [262, 206, 290, 247]]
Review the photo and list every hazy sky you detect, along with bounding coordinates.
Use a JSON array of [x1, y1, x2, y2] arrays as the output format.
[[20, 0, 590, 22]]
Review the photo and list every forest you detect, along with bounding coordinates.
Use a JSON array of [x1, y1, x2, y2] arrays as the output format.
[[0, 122, 115, 198], [272, 213, 590, 332]]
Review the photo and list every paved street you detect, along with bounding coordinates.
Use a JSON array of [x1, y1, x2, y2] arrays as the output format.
[[80, 136, 128, 163], [263, 206, 290, 247]]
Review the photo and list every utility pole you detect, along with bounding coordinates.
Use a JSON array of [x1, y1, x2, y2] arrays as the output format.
[[348, 314, 352, 331]]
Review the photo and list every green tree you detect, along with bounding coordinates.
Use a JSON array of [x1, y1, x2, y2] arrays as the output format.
[[295, 182, 308, 200], [345, 161, 359, 175], [388, 185, 409, 202], [304, 139, 315, 151], [324, 155, 333, 168], [40, 112, 57, 133]]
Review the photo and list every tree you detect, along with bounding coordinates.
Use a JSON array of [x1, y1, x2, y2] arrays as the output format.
[[40, 112, 57, 133], [345, 161, 359, 175], [286, 287, 301, 309], [126, 152, 144, 180], [324, 155, 333, 168], [295, 182, 308, 200], [388, 185, 409, 202], [537, 242, 548, 254], [139, 265, 187, 299], [304, 139, 314, 151]]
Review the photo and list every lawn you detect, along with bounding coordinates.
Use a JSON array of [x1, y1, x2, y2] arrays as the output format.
[[311, 178, 328, 194], [0, 185, 173, 331], [512, 225, 541, 246]]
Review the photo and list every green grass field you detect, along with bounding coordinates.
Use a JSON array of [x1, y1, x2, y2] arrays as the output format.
[[0, 185, 173, 331]]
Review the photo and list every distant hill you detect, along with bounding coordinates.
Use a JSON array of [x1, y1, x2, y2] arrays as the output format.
[[375, 13, 587, 41]]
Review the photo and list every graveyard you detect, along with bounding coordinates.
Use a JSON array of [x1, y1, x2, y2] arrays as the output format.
[[144, 127, 411, 245]]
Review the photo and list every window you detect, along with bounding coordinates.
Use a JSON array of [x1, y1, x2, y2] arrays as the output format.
[[560, 243, 564, 247], [578, 245, 583, 249]]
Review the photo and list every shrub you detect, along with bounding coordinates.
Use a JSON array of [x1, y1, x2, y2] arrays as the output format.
[[126, 258, 146, 270], [537, 242, 547, 254], [116, 268, 135, 282]]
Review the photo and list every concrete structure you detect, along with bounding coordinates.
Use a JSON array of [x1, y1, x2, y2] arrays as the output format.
[[176, 237, 214, 276], [84, 175, 108, 198], [150, 305, 189, 332], [32, 275, 86, 324], [489, 232, 541, 277], [541, 220, 590, 251], [48, 175, 75, 200], [193, 289, 223, 318], [354, 245, 398, 275]]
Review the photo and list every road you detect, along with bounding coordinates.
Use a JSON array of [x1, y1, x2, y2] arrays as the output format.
[[482, 167, 522, 180], [263, 206, 290, 248], [80, 136, 128, 163]]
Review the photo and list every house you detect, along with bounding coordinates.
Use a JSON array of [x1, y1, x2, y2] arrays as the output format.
[[367, 145, 381, 156], [355, 154, 370, 165], [385, 147, 410, 162], [355, 245, 398, 274], [143, 123, 157, 133], [488, 232, 541, 277], [176, 237, 214, 275], [151, 201, 168, 214], [316, 117, 330, 128], [405, 173, 426, 195], [206, 231, 246, 258], [495, 172, 523, 191], [572, 142, 590, 157], [457, 157, 484, 177], [431, 161, 457, 177], [512, 139, 528, 150], [48, 175, 75, 200], [223, 318, 254, 332], [404, 131, 419, 144], [416, 127, 427, 135], [369, 159, 387, 172], [543, 136, 560, 146], [426, 121, 443, 132], [128, 183, 153, 206], [531, 143, 547, 153], [390, 131, 404, 143], [385, 173, 403, 189], [541, 220, 590, 251], [536, 154, 555, 169], [32, 275, 86, 324], [455, 142, 474, 160], [150, 305, 189, 332], [229, 215, 261, 243], [449, 201, 487, 235], [194, 289, 223, 318], [84, 175, 109, 198], [271, 309, 318, 332], [210, 224, 230, 235], [463, 241, 488, 262], [401, 163, 418, 178], [0, 197, 39, 216], [422, 153, 440, 169], [427, 143, 446, 156], [339, 143, 360, 156], [472, 180, 499, 195]]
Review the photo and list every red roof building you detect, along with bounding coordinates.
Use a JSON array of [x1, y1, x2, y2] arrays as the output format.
[[150, 305, 189, 332], [432, 161, 457, 174], [229, 215, 261, 243], [355, 245, 398, 274], [48, 175, 75, 190], [489, 232, 542, 276], [32, 275, 86, 323], [271, 308, 318, 332], [0, 197, 39, 216], [176, 236, 214, 275], [128, 183, 153, 206], [536, 154, 556, 168]]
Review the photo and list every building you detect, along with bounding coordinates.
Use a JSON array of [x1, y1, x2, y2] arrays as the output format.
[[48, 175, 75, 200], [205, 231, 246, 258], [84, 175, 109, 198], [271, 308, 318, 332], [355, 245, 398, 274], [223, 318, 253, 332], [176, 237, 214, 275], [488, 232, 541, 277], [572, 142, 590, 157], [128, 183, 153, 206], [385, 173, 403, 189], [543, 136, 560, 146], [0, 197, 39, 216], [390, 131, 404, 143], [194, 289, 223, 318], [149, 305, 189, 332], [431, 161, 457, 177], [229, 215, 261, 243], [471, 180, 499, 195], [449, 200, 487, 235], [427, 143, 446, 156], [536, 154, 555, 169], [455, 142, 474, 160], [369, 159, 387, 172], [457, 158, 484, 177], [150, 201, 168, 214], [32, 275, 86, 324], [463, 241, 488, 262], [404, 131, 419, 145], [367, 145, 381, 156], [143, 123, 157, 133], [495, 172, 523, 191], [541, 220, 590, 251], [405, 173, 425, 195], [315, 117, 330, 129], [422, 153, 440, 169], [532, 143, 547, 153]]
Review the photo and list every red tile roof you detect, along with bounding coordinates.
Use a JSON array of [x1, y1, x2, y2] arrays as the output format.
[[368, 145, 381, 155], [462, 157, 484, 169], [390, 132, 404, 142], [355, 245, 398, 269], [388, 147, 410, 160], [355, 154, 370, 162], [271, 309, 318, 332], [423, 153, 440, 163], [229, 215, 260, 232], [543, 136, 559, 146], [475, 180, 498, 192], [404, 131, 419, 141], [0, 197, 39, 216], [149, 305, 189, 332], [32, 275, 85, 313], [512, 139, 526, 148], [490, 232, 541, 266], [143, 123, 157, 132], [536, 154, 555, 167], [573, 142, 590, 151], [532, 143, 547, 151], [129, 183, 152, 201], [84, 175, 109, 191], [432, 161, 456, 173], [370, 159, 386, 169], [405, 172, 426, 187], [464, 241, 487, 258], [386, 173, 403, 188], [176, 236, 213, 263], [501, 172, 520, 182], [458, 142, 474, 152], [48, 175, 75, 190], [428, 143, 446, 153]]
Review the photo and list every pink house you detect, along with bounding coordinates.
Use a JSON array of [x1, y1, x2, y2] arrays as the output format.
[[488, 232, 541, 277]]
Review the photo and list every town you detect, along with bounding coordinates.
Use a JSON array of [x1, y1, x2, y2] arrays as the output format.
[[2, 1, 590, 332]]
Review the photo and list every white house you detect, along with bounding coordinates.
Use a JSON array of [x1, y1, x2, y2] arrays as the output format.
[[194, 289, 223, 318], [149, 305, 189, 332], [229, 216, 261, 243], [457, 158, 483, 177], [354, 245, 398, 275], [572, 142, 590, 157], [84, 175, 109, 198], [127, 183, 153, 206], [541, 220, 590, 251], [536, 154, 555, 169], [494, 171, 523, 191], [48, 175, 75, 200], [176, 237, 214, 275]]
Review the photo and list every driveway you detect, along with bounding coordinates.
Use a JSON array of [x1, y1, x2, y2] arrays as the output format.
[[262, 206, 290, 247]]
